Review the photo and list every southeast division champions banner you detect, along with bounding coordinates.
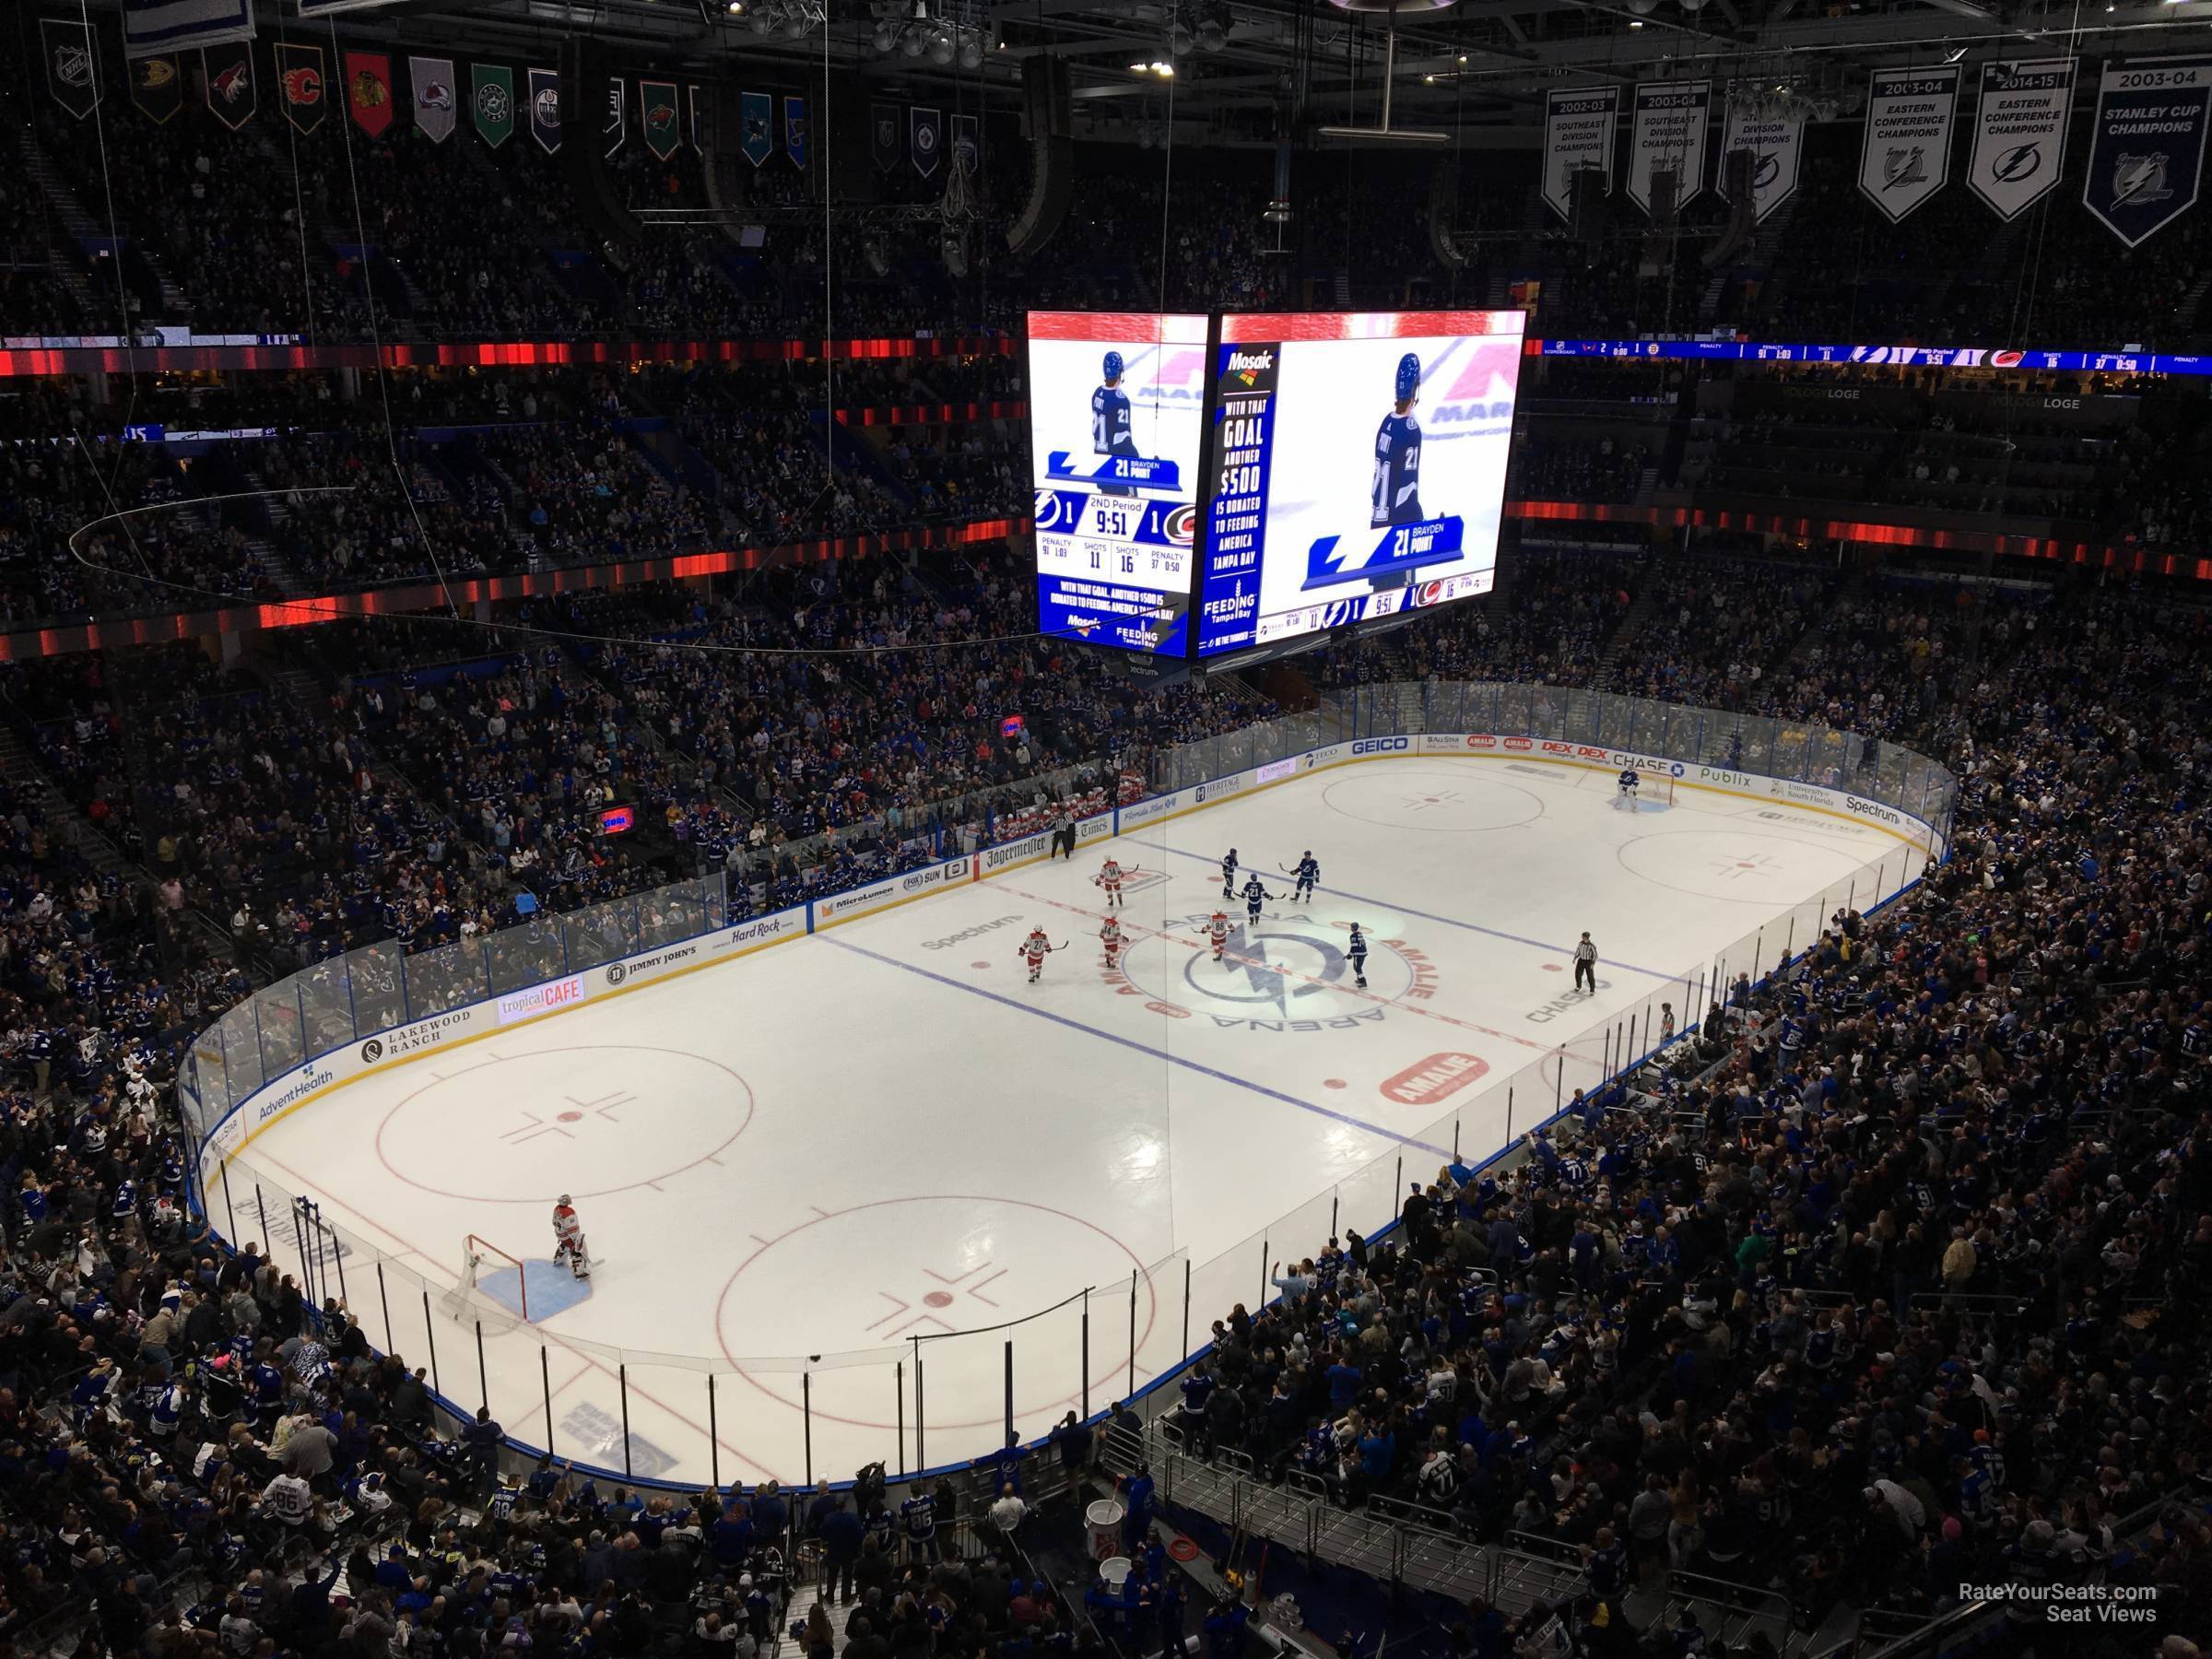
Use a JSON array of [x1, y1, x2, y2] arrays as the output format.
[[1628, 80, 1711, 215], [1859, 65, 1959, 221], [1968, 59, 2076, 221], [1717, 97, 1805, 223], [1542, 87, 1619, 221], [2084, 56, 2212, 247]]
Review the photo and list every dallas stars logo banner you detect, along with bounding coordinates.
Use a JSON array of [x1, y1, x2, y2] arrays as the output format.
[[1857, 65, 1959, 222], [472, 62, 514, 148], [641, 80, 680, 161], [527, 66, 560, 154], [202, 41, 255, 129], [2084, 55, 2212, 248], [1969, 60, 2075, 221], [345, 50, 392, 138], [1717, 94, 1804, 224], [276, 41, 325, 134], [41, 17, 102, 120], [130, 53, 184, 124], [408, 55, 454, 144], [739, 90, 773, 167]]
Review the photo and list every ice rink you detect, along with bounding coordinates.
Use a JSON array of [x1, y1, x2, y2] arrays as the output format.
[[229, 757, 1924, 1486]]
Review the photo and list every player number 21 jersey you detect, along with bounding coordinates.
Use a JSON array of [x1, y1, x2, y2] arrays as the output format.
[[1092, 385, 1135, 455], [1371, 411, 1423, 527]]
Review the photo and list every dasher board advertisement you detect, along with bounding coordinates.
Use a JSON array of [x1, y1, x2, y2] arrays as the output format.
[[1196, 310, 1525, 656], [1027, 312, 1208, 655]]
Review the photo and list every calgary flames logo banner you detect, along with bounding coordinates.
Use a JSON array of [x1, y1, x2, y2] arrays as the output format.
[[276, 41, 324, 134]]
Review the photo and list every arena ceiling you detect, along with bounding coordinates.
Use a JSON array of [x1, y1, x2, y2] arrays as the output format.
[[300, 0, 2212, 142]]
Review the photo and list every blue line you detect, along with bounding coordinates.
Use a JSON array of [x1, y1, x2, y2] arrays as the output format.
[[1145, 842, 1682, 983], [820, 935, 1453, 1159]]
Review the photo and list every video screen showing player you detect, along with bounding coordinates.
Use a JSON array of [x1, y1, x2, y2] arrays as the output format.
[[1093, 350, 1142, 498]]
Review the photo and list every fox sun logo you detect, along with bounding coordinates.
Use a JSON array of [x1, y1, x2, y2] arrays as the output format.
[[1102, 914, 1441, 1034]]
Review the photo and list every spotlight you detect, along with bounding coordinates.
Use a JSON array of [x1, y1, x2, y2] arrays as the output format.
[[928, 25, 954, 62], [783, 7, 808, 35], [901, 26, 924, 54], [750, 4, 773, 32], [1171, 19, 1194, 55], [1197, 16, 1226, 50], [958, 32, 982, 68], [874, 19, 897, 49]]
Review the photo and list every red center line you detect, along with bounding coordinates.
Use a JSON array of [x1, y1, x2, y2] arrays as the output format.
[[996, 878, 1569, 1060]]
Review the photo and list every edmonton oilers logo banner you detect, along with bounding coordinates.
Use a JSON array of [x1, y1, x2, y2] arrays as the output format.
[[1968, 59, 2075, 221], [2084, 56, 2212, 247]]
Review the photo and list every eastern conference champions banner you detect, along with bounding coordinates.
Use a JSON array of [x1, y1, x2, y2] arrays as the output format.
[[2085, 56, 2212, 248], [1628, 80, 1710, 215], [1969, 59, 2075, 221], [1859, 65, 1959, 221], [1718, 97, 1805, 223], [1542, 87, 1619, 221], [1028, 312, 1208, 657], [1196, 311, 1525, 657]]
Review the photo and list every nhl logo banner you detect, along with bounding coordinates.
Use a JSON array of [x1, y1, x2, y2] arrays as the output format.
[[131, 53, 183, 124], [2084, 55, 2212, 247], [605, 77, 626, 157], [1717, 96, 1804, 223], [471, 62, 513, 148], [911, 105, 942, 178], [785, 95, 808, 170], [41, 18, 102, 120], [739, 90, 773, 167], [642, 80, 680, 160], [276, 41, 325, 134], [951, 112, 978, 174], [202, 41, 254, 128], [409, 56, 454, 144], [527, 66, 560, 153], [1541, 87, 1619, 221], [1628, 79, 1711, 214], [871, 101, 900, 171], [345, 51, 392, 137], [1969, 60, 2075, 221], [1859, 65, 1959, 221]]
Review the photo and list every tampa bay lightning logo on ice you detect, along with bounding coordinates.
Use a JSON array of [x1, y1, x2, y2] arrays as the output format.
[[1104, 915, 1441, 1033]]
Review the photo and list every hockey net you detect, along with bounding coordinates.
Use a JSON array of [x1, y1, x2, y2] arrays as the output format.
[[1644, 774, 1675, 806], [438, 1233, 531, 1335]]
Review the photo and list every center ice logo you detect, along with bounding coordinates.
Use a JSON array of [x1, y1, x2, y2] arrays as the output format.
[[1109, 914, 1440, 1033]]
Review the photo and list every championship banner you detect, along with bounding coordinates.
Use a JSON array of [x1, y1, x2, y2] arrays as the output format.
[[2084, 55, 2212, 248], [951, 112, 979, 174], [1717, 97, 1804, 223], [1858, 65, 1959, 222], [130, 53, 184, 123], [1968, 60, 2075, 221], [123, 0, 252, 59], [408, 55, 454, 144], [1541, 87, 1619, 221], [202, 41, 254, 128], [344, 51, 392, 137], [911, 105, 941, 178], [526, 66, 560, 153], [1627, 79, 1711, 214], [471, 62, 513, 148], [641, 81, 680, 160], [871, 101, 900, 171], [784, 95, 808, 170], [604, 76, 625, 157], [41, 18, 102, 120], [739, 90, 773, 167], [276, 41, 325, 134]]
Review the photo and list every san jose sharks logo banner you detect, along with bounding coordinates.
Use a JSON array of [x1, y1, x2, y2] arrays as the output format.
[[871, 101, 899, 171], [739, 89, 773, 167], [202, 41, 254, 128], [911, 105, 941, 178], [1969, 60, 2075, 221], [784, 95, 807, 170], [1717, 94, 1804, 223], [2085, 55, 2212, 247], [408, 55, 453, 143], [42, 18, 102, 119], [1858, 65, 1959, 222]]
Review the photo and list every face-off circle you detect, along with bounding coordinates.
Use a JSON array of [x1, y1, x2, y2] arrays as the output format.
[[373, 1044, 752, 1202], [1116, 914, 1424, 1029], [1320, 767, 1545, 832]]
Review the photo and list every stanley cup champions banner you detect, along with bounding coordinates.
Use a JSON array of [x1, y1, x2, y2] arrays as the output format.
[[1717, 96, 1805, 223], [1628, 80, 1711, 214], [2084, 56, 2212, 247], [1968, 59, 2076, 221], [1542, 87, 1620, 221], [1859, 65, 1959, 221]]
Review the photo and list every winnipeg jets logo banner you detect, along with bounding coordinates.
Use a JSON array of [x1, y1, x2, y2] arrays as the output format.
[[408, 55, 454, 144], [1627, 80, 1710, 215], [1969, 59, 2076, 221], [1542, 87, 1619, 221], [2084, 56, 2212, 247], [1717, 96, 1804, 223], [911, 105, 942, 178], [1858, 65, 1959, 222]]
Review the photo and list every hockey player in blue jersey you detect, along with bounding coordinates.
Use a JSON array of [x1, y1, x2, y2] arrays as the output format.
[[1287, 851, 1320, 903], [1093, 350, 1142, 497], [1371, 354, 1425, 529], [1220, 848, 1240, 900], [1346, 923, 1370, 989], [1616, 768, 1640, 809], [1239, 874, 1277, 924]]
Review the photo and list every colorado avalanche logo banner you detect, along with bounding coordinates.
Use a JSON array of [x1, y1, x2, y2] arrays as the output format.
[[2084, 55, 2212, 247], [408, 55, 453, 144], [1857, 65, 1959, 222], [1968, 60, 2075, 222]]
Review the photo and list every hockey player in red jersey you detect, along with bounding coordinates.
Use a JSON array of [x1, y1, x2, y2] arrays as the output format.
[[1198, 910, 1231, 962], [1099, 914, 1124, 969], [1017, 927, 1056, 983], [1095, 857, 1126, 909], [552, 1194, 590, 1280]]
